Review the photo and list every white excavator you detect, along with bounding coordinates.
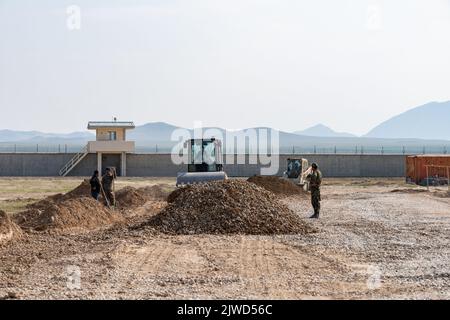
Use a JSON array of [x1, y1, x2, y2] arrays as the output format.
[[176, 138, 228, 186], [283, 157, 311, 191]]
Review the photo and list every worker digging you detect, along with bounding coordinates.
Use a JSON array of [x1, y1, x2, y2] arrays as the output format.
[[89, 170, 101, 201], [102, 167, 117, 208]]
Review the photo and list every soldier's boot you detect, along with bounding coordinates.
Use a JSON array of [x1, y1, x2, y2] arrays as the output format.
[[309, 209, 319, 219]]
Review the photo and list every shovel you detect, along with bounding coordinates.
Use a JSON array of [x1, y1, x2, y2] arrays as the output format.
[[100, 183, 111, 209]]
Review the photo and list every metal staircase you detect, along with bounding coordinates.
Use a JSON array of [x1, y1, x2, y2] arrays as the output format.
[[59, 145, 89, 176]]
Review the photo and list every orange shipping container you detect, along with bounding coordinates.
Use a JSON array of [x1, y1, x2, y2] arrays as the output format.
[[406, 155, 450, 185]]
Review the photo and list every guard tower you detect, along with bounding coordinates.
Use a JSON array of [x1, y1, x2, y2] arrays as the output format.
[[59, 120, 135, 177]]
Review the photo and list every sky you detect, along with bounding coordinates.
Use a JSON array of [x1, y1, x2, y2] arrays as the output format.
[[0, 0, 449, 135]]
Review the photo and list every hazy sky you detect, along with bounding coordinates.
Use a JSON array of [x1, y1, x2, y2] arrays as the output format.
[[1, 0, 449, 135]]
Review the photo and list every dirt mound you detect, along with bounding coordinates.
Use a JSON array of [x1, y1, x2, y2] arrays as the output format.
[[0, 210, 22, 245], [26, 180, 91, 211], [64, 179, 91, 199], [17, 180, 125, 233], [389, 188, 450, 198], [26, 194, 63, 211], [247, 175, 307, 197], [27, 181, 170, 211], [433, 191, 450, 198], [143, 180, 313, 235], [116, 187, 149, 208], [138, 185, 172, 201], [115, 185, 171, 209], [15, 197, 123, 233], [390, 188, 428, 194], [17, 181, 171, 233]]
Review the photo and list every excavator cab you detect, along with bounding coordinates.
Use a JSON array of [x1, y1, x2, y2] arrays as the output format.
[[176, 138, 228, 186]]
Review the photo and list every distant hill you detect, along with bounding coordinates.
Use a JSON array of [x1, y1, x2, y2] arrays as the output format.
[[365, 101, 450, 140], [294, 124, 356, 137], [0, 129, 93, 143], [0, 129, 42, 142], [128, 122, 186, 142]]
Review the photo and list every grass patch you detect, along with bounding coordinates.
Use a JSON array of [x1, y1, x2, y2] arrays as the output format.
[[0, 198, 38, 214]]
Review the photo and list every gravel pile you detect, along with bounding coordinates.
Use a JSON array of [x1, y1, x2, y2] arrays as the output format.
[[0, 210, 22, 245], [144, 180, 313, 235], [247, 175, 307, 197]]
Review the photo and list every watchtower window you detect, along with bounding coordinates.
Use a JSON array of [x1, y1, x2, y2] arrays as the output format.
[[109, 131, 117, 141]]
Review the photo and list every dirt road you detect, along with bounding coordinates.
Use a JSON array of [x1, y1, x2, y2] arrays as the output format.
[[0, 178, 449, 299]]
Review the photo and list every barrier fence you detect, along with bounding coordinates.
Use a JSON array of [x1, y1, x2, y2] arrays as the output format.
[[0, 144, 448, 155]]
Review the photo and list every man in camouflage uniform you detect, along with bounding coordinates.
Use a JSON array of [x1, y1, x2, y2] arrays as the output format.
[[306, 162, 322, 219], [101, 167, 116, 207]]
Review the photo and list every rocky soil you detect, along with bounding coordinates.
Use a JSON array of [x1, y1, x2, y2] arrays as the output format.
[[247, 175, 307, 197], [0, 210, 22, 245], [0, 178, 449, 299]]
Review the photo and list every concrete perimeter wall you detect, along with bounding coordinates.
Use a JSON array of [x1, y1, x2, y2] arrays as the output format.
[[0, 153, 405, 177]]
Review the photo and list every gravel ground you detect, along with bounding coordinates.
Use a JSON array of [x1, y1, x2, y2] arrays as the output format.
[[0, 178, 449, 299], [283, 185, 450, 299]]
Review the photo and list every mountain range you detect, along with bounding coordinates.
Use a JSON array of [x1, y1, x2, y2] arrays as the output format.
[[365, 101, 450, 140], [0, 101, 449, 146], [294, 124, 356, 138], [0, 130, 93, 143]]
